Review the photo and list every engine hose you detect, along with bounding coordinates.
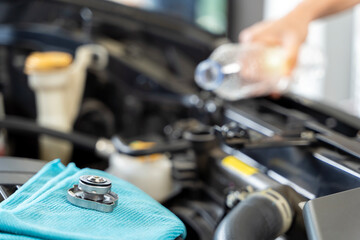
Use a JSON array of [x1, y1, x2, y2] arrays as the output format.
[[0, 116, 190, 158], [214, 189, 293, 240], [0, 116, 98, 150]]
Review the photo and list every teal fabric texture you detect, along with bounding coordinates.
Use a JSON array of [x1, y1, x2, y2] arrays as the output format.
[[0, 159, 186, 240]]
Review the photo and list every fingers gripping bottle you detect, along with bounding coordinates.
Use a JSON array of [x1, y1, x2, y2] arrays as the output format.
[[195, 43, 324, 100]]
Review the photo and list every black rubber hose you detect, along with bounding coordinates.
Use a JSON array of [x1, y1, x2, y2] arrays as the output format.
[[0, 116, 98, 150], [214, 194, 284, 240], [0, 117, 192, 156]]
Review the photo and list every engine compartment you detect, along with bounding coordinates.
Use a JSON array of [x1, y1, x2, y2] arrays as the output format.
[[1, 1, 360, 239]]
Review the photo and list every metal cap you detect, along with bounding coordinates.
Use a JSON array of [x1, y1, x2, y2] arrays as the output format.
[[78, 175, 111, 195], [67, 175, 118, 212]]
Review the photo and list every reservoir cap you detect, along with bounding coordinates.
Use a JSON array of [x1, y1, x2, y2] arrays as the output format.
[[25, 51, 73, 74]]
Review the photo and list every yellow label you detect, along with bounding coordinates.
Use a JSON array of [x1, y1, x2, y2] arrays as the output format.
[[222, 156, 258, 176], [129, 141, 156, 150], [129, 141, 162, 162]]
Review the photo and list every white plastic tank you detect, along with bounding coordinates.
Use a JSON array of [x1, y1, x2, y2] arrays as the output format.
[[106, 141, 173, 202], [25, 44, 108, 163]]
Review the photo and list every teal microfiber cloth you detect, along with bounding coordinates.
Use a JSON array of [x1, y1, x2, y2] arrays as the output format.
[[0, 159, 186, 240]]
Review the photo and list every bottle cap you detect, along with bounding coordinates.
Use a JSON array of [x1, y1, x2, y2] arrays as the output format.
[[25, 51, 73, 74], [195, 59, 223, 90], [129, 141, 163, 162]]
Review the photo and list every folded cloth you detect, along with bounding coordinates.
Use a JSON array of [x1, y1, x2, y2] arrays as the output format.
[[0, 232, 40, 239], [0, 159, 186, 240], [1, 160, 65, 211]]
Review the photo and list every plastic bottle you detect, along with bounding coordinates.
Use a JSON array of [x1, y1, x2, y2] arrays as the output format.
[[195, 43, 325, 100]]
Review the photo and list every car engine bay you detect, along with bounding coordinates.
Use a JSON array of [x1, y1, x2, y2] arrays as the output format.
[[1, 1, 360, 239]]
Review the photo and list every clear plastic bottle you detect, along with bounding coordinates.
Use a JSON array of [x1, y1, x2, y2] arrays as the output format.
[[195, 43, 325, 100]]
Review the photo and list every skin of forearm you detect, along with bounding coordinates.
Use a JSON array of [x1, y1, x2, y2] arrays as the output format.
[[289, 0, 360, 22]]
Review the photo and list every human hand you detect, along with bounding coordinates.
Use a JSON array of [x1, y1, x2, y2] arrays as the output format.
[[239, 13, 310, 75]]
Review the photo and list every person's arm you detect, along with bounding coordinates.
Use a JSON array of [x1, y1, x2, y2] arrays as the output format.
[[240, 0, 360, 73], [301, 0, 360, 20]]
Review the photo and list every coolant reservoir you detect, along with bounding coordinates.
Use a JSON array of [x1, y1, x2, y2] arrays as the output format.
[[106, 141, 173, 202], [25, 45, 108, 163]]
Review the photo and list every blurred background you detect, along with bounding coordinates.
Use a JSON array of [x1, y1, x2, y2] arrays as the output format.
[[114, 0, 359, 116]]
